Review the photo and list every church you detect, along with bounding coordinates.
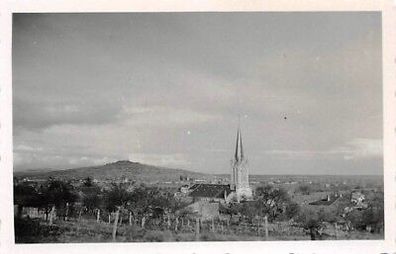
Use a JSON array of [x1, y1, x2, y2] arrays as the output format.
[[188, 125, 253, 203]]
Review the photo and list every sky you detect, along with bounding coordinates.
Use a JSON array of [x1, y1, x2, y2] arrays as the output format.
[[12, 12, 383, 175]]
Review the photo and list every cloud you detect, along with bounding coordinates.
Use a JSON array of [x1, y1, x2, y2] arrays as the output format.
[[121, 105, 219, 127], [262, 138, 382, 161], [13, 96, 121, 131], [335, 138, 382, 160]]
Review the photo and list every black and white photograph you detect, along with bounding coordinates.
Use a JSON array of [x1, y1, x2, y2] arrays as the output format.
[[8, 10, 390, 245]]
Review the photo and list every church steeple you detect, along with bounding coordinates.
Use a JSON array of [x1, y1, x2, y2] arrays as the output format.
[[230, 120, 252, 201], [234, 127, 244, 162]]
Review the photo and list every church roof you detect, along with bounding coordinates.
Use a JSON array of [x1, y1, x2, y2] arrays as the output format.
[[189, 184, 232, 199]]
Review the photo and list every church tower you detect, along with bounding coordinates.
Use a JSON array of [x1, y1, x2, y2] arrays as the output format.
[[231, 125, 252, 201]]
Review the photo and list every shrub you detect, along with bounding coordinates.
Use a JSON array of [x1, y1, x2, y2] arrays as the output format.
[[14, 217, 61, 243]]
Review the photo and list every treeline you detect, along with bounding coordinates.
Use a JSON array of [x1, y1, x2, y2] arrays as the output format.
[[14, 177, 384, 241]]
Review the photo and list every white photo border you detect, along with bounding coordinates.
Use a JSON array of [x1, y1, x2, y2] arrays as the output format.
[[0, 0, 395, 253]]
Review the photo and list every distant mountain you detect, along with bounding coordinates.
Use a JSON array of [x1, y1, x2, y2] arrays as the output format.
[[14, 160, 212, 183]]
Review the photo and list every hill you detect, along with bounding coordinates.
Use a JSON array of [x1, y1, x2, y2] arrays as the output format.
[[14, 160, 212, 183]]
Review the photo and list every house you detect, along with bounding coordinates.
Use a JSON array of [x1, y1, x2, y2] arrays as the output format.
[[189, 184, 232, 203], [179, 185, 190, 194]]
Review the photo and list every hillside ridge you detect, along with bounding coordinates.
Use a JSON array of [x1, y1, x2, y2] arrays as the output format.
[[14, 160, 211, 182]]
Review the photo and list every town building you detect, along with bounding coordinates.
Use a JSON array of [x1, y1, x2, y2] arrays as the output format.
[[186, 125, 253, 207]]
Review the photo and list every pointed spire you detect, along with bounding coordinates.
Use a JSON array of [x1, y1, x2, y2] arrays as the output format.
[[234, 126, 244, 162]]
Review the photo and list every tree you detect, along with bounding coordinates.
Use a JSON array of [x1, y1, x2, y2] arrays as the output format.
[[43, 179, 77, 209], [254, 185, 291, 221], [295, 207, 322, 240], [14, 183, 41, 218], [104, 183, 131, 212], [80, 181, 102, 214], [285, 202, 300, 220]]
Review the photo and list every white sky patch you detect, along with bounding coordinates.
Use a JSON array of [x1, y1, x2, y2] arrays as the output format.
[[335, 138, 383, 160]]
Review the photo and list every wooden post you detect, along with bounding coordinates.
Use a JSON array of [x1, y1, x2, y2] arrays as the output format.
[[264, 215, 269, 241], [65, 202, 69, 221], [96, 209, 100, 223], [112, 208, 120, 241], [175, 217, 179, 232], [167, 214, 171, 229], [78, 209, 82, 222], [49, 205, 55, 225], [334, 222, 338, 240], [257, 217, 260, 236], [108, 214, 111, 224], [119, 215, 123, 226], [195, 218, 200, 240], [129, 212, 132, 226], [141, 216, 146, 229], [221, 221, 224, 234], [187, 219, 190, 228], [211, 218, 215, 232]]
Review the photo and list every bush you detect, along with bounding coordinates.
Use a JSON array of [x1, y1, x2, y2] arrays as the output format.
[[285, 202, 300, 220], [14, 217, 61, 243]]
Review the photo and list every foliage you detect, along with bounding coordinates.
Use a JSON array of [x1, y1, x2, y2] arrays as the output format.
[[284, 202, 300, 220], [104, 183, 131, 212], [14, 217, 61, 243], [254, 185, 292, 221], [43, 179, 78, 209], [14, 184, 42, 207]]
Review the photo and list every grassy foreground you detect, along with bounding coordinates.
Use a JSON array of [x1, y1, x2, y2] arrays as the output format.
[[14, 217, 382, 243]]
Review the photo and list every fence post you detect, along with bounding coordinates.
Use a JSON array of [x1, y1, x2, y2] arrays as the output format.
[[175, 217, 179, 232], [141, 216, 146, 229], [65, 202, 69, 221], [129, 212, 132, 226], [108, 214, 111, 224], [334, 222, 338, 240], [49, 205, 55, 225], [119, 215, 123, 226], [257, 216, 260, 236], [264, 215, 269, 241], [112, 208, 120, 241], [96, 209, 100, 223], [167, 214, 171, 229], [195, 218, 200, 240], [211, 218, 215, 232], [78, 208, 82, 222]]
